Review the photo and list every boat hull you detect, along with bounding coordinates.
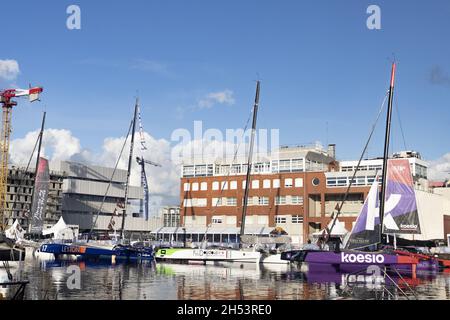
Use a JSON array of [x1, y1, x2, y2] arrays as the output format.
[[281, 249, 419, 272], [39, 243, 154, 261], [393, 250, 441, 270], [155, 248, 261, 263]]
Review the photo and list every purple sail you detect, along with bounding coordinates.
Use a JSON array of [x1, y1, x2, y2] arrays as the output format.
[[382, 159, 421, 234]]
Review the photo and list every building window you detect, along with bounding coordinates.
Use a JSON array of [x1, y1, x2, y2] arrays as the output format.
[[231, 164, 241, 174], [263, 179, 271, 189], [291, 159, 304, 172], [273, 179, 280, 188], [212, 181, 219, 190], [244, 197, 254, 206], [227, 197, 237, 206], [183, 198, 207, 207], [192, 182, 199, 191], [242, 180, 247, 189], [200, 182, 208, 191], [212, 217, 223, 224], [194, 165, 207, 177], [183, 183, 190, 191], [230, 181, 237, 190], [291, 196, 304, 205], [279, 160, 291, 172], [252, 180, 259, 189], [212, 198, 223, 206], [326, 178, 337, 187], [183, 166, 195, 177], [285, 178, 293, 188], [275, 196, 287, 205], [221, 181, 228, 190], [312, 178, 320, 186], [295, 178, 303, 188], [275, 216, 287, 224], [271, 160, 279, 173], [292, 215, 303, 224], [258, 197, 269, 205]]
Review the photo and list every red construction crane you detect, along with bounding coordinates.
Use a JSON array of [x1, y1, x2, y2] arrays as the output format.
[[0, 86, 43, 230]]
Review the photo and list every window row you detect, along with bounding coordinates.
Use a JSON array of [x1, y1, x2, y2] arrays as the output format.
[[183, 196, 304, 207], [326, 176, 382, 187], [182, 159, 307, 177], [211, 215, 303, 225], [183, 178, 304, 192], [340, 165, 383, 172], [274, 196, 304, 205], [275, 215, 303, 224]]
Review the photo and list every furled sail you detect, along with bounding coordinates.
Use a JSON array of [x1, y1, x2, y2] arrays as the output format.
[[141, 164, 149, 221], [345, 178, 381, 250], [29, 157, 50, 234], [382, 159, 421, 234]]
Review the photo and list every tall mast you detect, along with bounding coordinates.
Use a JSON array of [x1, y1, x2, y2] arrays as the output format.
[[31, 112, 46, 199], [240, 81, 260, 240], [120, 98, 138, 239], [379, 62, 396, 241], [29, 111, 46, 233]]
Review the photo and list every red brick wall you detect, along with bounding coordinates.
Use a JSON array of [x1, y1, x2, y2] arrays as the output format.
[[180, 171, 370, 242]]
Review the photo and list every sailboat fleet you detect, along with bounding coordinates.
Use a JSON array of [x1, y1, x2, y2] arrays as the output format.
[[1, 62, 449, 296], [281, 63, 450, 274]]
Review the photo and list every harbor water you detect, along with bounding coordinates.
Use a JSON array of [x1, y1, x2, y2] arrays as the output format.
[[1, 258, 450, 300]]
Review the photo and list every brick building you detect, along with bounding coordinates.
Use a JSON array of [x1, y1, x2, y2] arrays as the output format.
[[179, 145, 437, 246]]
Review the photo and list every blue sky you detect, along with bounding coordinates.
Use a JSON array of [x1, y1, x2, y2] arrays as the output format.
[[1, 0, 450, 164]]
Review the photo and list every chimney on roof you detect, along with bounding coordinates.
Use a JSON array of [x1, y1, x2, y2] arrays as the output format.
[[327, 144, 336, 159]]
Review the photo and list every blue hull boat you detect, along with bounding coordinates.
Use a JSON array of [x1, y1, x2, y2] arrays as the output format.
[[39, 243, 154, 261]]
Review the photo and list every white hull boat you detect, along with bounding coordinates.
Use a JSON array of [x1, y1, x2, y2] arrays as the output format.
[[155, 247, 262, 263]]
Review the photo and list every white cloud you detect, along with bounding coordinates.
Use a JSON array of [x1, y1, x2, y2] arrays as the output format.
[[9, 128, 269, 212], [10, 129, 181, 210], [428, 152, 450, 181], [10, 129, 81, 165], [97, 132, 180, 198], [0, 59, 20, 81], [198, 89, 235, 109]]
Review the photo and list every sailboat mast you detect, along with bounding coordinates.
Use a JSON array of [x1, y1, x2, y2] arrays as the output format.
[[34, 112, 46, 175], [379, 62, 396, 240], [240, 81, 260, 238], [29, 111, 46, 233], [120, 99, 138, 239]]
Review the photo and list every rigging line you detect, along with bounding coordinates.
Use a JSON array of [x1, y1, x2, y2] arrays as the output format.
[[394, 98, 408, 151], [328, 90, 389, 237], [88, 119, 134, 241]]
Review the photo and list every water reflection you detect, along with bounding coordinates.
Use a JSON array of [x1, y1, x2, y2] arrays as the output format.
[[1, 259, 450, 300]]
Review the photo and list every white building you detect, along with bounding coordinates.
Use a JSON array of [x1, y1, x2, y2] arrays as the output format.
[[51, 161, 153, 235], [325, 150, 429, 188]]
